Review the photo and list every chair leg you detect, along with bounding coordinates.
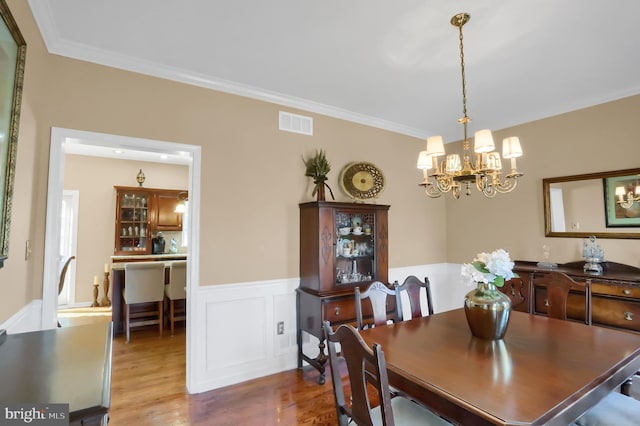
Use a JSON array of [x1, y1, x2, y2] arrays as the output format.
[[125, 304, 130, 343], [170, 299, 175, 333], [158, 301, 163, 335]]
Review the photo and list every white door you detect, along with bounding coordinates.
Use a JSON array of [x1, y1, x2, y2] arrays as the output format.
[[58, 190, 79, 306]]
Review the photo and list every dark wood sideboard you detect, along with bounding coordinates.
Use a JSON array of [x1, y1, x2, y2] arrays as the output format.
[[501, 260, 640, 333]]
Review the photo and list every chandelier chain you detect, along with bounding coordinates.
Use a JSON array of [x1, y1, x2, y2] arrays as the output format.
[[456, 19, 470, 149], [458, 23, 468, 124]]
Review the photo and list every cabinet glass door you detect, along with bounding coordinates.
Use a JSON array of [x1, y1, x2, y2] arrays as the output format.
[[117, 192, 149, 252], [334, 210, 376, 285]]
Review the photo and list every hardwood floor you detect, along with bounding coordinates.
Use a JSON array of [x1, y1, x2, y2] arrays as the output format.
[[109, 325, 339, 425]]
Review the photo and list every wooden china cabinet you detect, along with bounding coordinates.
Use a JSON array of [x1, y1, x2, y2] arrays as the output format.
[[114, 187, 152, 255], [297, 201, 390, 384], [113, 186, 186, 255]]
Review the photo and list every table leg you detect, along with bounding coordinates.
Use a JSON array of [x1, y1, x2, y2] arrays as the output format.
[[621, 377, 632, 396]]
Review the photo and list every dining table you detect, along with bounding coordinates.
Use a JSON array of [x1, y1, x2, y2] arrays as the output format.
[[0, 322, 113, 425], [359, 308, 640, 426]]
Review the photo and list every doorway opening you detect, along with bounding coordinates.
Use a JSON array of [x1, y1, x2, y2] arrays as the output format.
[[58, 190, 79, 307], [43, 127, 201, 392]]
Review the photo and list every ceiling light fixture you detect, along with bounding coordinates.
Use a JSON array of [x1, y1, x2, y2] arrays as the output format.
[[136, 169, 145, 187], [174, 191, 188, 213], [417, 13, 524, 199]]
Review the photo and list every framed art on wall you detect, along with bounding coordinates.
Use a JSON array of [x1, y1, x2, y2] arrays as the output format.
[[604, 174, 640, 228], [0, 0, 26, 267]]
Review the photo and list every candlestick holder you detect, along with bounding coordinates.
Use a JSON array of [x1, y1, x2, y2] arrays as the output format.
[[100, 271, 111, 307], [91, 284, 100, 307]]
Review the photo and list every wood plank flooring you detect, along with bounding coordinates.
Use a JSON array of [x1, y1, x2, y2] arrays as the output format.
[[109, 325, 339, 425]]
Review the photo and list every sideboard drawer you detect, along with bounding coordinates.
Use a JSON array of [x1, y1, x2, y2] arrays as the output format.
[[324, 298, 357, 324], [591, 282, 640, 299], [592, 296, 640, 332], [323, 296, 397, 325]]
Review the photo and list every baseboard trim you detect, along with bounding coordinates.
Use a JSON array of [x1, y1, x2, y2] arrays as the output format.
[[1, 300, 43, 334]]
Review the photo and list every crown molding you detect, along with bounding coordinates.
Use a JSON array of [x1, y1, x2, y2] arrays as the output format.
[[29, 0, 426, 140]]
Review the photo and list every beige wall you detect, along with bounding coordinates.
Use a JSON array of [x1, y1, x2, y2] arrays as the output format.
[[1, 0, 638, 322], [0, 1, 441, 321], [64, 154, 188, 303], [445, 95, 640, 266]]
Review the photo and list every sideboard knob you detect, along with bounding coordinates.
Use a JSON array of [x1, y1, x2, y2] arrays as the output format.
[[624, 311, 633, 321], [334, 307, 340, 316], [623, 289, 631, 295], [544, 299, 549, 307]]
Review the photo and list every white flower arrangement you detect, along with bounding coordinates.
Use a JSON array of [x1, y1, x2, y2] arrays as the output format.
[[461, 249, 518, 288]]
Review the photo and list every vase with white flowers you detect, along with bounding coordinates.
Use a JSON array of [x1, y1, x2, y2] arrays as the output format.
[[461, 249, 518, 340]]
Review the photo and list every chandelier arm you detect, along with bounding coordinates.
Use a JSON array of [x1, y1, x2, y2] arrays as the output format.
[[494, 176, 519, 194], [433, 176, 453, 193], [424, 184, 443, 198]]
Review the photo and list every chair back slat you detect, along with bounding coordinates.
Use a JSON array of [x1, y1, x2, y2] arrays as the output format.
[[355, 281, 399, 330], [395, 275, 434, 320], [323, 321, 395, 426], [535, 271, 591, 325]]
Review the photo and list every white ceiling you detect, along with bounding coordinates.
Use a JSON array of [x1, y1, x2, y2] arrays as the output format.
[[28, 0, 640, 146]]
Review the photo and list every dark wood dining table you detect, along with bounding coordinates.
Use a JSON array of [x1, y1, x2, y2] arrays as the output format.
[[359, 309, 640, 426]]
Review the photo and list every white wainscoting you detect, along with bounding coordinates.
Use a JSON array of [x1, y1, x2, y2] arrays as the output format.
[[188, 277, 300, 393], [0, 300, 43, 334], [188, 263, 468, 394]]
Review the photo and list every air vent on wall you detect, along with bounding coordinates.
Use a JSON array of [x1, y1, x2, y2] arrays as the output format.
[[279, 111, 313, 136]]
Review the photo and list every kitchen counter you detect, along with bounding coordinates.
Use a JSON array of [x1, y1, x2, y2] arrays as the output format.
[[111, 253, 187, 263], [110, 257, 187, 270], [109, 256, 187, 334]]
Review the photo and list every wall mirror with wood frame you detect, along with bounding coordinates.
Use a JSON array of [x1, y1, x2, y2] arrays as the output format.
[[543, 168, 640, 239]]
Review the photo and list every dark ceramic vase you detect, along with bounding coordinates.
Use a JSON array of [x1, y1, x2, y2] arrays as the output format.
[[464, 282, 511, 340]]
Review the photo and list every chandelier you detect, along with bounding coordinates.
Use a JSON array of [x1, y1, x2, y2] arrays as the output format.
[[616, 184, 640, 208], [417, 13, 524, 199]]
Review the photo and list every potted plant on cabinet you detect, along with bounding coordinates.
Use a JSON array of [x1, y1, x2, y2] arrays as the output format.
[[304, 149, 335, 201]]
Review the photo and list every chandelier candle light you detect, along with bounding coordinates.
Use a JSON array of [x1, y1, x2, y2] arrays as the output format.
[[417, 13, 524, 199]]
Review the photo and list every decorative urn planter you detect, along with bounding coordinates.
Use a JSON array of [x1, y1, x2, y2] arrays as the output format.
[[464, 282, 511, 340]]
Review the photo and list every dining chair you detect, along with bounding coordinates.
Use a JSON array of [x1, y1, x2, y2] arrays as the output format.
[[572, 391, 640, 426], [123, 262, 166, 343], [394, 275, 434, 320], [323, 321, 451, 426], [56, 255, 76, 327], [534, 271, 592, 325], [165, 260, 187, 333], [355, 281, 400, 330]]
